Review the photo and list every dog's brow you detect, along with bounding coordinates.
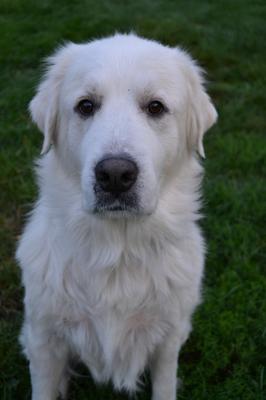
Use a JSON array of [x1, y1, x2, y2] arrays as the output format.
[[139, 88, 169, 106], [77, 90, 103, 103]]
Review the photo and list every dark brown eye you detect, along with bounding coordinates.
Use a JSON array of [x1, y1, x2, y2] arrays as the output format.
[[77, 99, 95, 116], [147, 100, 165, 116]]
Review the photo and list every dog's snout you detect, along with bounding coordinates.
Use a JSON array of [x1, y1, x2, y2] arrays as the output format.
[[95, 157, 138, 194]]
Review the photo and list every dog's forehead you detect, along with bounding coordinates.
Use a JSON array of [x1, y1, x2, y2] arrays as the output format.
[[78, 35, 176, 71], [63, 35, 185, 95]]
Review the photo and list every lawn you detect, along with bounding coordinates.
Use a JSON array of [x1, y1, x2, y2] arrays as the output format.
[[0, 0, 265, 399]]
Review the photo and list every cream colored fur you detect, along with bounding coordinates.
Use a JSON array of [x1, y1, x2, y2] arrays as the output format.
[[16, 33, 217, 400]]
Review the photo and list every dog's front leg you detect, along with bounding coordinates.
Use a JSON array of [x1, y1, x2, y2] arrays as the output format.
[[150, 333, 182, 400], [21, 321, 69, 400]]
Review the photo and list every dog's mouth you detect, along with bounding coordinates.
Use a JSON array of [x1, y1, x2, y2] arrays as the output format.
[[94, 197, 140, 217], [93, 190, 140, 216]]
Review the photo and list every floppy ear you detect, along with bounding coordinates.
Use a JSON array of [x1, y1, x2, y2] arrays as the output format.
[[29, 43, 77, 155], [184, 57, 217, 158]]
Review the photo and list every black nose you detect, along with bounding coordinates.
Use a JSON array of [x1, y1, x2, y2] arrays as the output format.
[[95, 157, 138, 195]]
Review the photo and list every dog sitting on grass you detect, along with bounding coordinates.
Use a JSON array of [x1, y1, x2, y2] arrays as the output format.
[[16, 33, 217, 400]]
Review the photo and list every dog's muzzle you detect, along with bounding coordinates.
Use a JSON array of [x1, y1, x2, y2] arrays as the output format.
[[93, 154, 139, 213]]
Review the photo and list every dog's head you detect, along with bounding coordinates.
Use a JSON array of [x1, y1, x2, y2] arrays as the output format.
[[30, 34, 217, 217]]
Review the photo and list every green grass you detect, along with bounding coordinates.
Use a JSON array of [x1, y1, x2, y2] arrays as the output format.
[[0, 0, 265, 399]]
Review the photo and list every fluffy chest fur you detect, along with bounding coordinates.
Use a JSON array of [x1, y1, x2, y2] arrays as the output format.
[[20, 186, 203, 390], [56, 267, 172, 390], [50, 237, 197, 390]]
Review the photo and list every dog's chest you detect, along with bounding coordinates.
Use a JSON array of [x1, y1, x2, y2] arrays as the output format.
[[58, 264, 170, 387], [61, 301, 168, 388]]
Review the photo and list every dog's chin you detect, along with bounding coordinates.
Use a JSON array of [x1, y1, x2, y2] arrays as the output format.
[[89, 190, 145, 218], [82, 191, 156, 219], [93, 205, 147, 219]]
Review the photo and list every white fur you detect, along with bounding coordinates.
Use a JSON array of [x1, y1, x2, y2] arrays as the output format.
[[16, 34, 217, 400]]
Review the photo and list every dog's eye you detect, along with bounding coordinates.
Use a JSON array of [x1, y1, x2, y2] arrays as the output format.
[[147, 100, 165, 116], [76, 99, 95, 117]]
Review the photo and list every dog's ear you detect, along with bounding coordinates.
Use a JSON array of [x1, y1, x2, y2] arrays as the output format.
[[182, 54, 217, 158], [29, 43, 77, 155]]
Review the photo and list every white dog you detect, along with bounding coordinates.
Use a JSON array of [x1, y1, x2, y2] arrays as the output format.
[[16, 33, 217, 400]]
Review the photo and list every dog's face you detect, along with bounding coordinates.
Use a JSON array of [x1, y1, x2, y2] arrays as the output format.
[[30, 34, 217, 217]]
